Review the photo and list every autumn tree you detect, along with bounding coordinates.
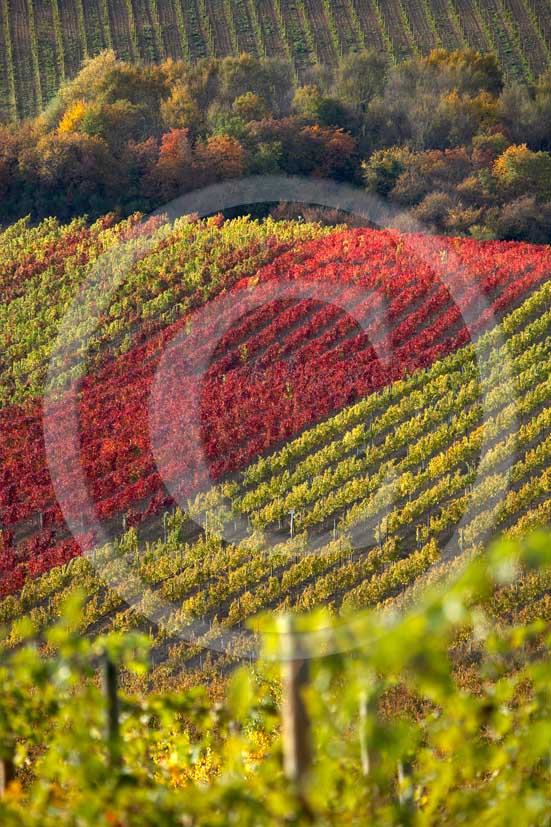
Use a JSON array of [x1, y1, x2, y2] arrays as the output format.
[[424, 48, 503, 96], [192, 134, 247, 187], [232, 92, 269, 122], [216, 54, 294, 115], [150, 128, 192, 201], [292, 85, 350, 129], [97, 62, 171, 129], [160, 83, 205, 139], [19, 130, 114, 219], [333, 49, 388, 110], [42, 50, 121, 129], [249, 117, 357, 179], [57, 100, 88, 133], [493, 143, 551, 200], [332, 49, 387, 143], [292, 85, 322, 120], [493, 194, 551, 242], [79, 100, 150, 154], [362, 147, 414, 196], [499, 72, 551, 151], [125, 137, 159, 209], [299, 125, 358, 179], [439, 90, 499, 146]]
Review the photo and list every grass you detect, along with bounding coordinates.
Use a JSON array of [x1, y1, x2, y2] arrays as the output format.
[[174, 0, 191, 60], [245, 0, 266, 56], [446, 0, 469, 48], [370, 0, 397, 62], [26, 0, 43, 111], [99, 0, 114, 49], [196, 0, 214, 56], [342, 0, 367, 49], [148, 0, 166, 59], [1, 0, 17, 119], [396, 0, 422, 56], [517, 0, 551, 69], [74, 0, 89, 58], [124, 0, 140, 59]]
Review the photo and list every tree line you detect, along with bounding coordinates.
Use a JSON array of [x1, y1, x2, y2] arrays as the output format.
[[2, 48, 551, 242]]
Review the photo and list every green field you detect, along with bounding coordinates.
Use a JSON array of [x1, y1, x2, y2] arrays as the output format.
[[1, 0, 551, 121]]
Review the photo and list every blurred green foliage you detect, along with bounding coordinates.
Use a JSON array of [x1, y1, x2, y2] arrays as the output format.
[[2, 531, 551, 824]]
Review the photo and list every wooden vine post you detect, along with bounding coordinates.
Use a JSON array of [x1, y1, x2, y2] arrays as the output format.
[[0, 749, 15, 797], [359, 691, 370, 777], [102, 652, 121, 768], [289, 510, 296, 539], [397, 758, 415, 812], [278, 614, 311, 789]]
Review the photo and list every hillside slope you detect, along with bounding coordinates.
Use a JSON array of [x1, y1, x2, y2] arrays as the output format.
[[2, 214, 551, 686], [2, 274, 551, 687], [1, 0, 551, 120], [2, 217, 550, 590]]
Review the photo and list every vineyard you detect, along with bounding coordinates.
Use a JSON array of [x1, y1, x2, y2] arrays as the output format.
[[1, 0, 551, 121], [2, 213, 551, 686], [4, 1, 551, 819]]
